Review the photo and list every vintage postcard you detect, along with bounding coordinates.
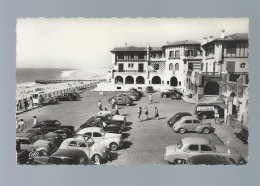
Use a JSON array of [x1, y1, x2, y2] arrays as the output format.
[[16, 18, 248, 165]]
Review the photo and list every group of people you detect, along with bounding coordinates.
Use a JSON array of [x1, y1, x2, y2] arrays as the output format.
[[98, 100, 119, 115], [138, 106, 159, 122], [16, 116, 38, 133]]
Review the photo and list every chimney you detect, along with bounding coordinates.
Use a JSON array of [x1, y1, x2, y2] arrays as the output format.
[[220, 30, 225, 39], [208, 36, 213, 42], [125, 43, 127, 48]]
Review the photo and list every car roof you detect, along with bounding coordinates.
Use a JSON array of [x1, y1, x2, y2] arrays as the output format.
[[180, 116, 199, 120], [51, 149, 85, 159], [77, 127, 102, 134], [173, 112, 191, 116], [182, 137, 210, 145], [38, 120, 58, 124], [63, 138, 85, 143]]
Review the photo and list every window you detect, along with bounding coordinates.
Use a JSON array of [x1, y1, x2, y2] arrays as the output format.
[[169, 51, 174, 58], [78, 142, 87, 147], [200, 63, 204, 70], [154, 64, 159, 70], [206, 46, 215, 56], [129, 53, 134, 59], [175, 50, 180, 58], [188, 63, 193, 70], [138, 53, 144, 59], [179, 81, 181, 86], [128, 63, 134, 68], [93, 132, 102, 137], [84, 132, 92, 137], [68, 141, 77, 147], [201, 145, 213, 151], [169, 63, 173, 70], [226, 43, 236, 55], [188, 145, 199, 151], [118, 53, 124, 60], [175, 63, 179, 71], [185, 120, 192, 124], [193, 120, 200, 123], [240, 63, 246, 68]]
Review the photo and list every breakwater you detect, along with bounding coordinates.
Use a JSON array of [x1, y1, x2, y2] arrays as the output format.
[[35, 79, 99, 84]]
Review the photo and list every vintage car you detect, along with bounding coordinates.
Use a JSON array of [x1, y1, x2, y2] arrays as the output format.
[[167, 112, 192, 127], [195, 103, 225, 119], [76, 127, 123, 151], [96, 111, 126, 125], [56, 93, 78, 101], [33, 120, 75, 139], [164, 137, 244, 165], [160, 89, 183, 98], [16, 141, 30, 165], [31, 149, 90, 165], [183, 154, 234, 165], [41, 97, 60, 106], [120, 92, 138, 101], [76, 116, 123, 134], [59, 137, 110, 164], [173, 116, 212, 134], [16, 132, 58, 157], [146, 86, 154, 93], [129, 88, 143, 98], [108, 94, 133, 106], [23, 128, 63, 146]]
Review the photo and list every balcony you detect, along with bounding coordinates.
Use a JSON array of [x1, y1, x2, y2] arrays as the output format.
[[202, 72, 222, 78], [113, 70, 146, 73], [150, 57, 166, 62], [116, 59, 146, 62]]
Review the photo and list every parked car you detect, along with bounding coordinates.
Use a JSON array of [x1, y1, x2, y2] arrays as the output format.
[[146, 86, 154, 93], [173, 116, 212, 134], [108, 94, 133, 106], [173, 154, 234, 165], [41, 97, 60, 106], [121, 92, 138, 101], [167, 112, 192, 127], [163, 137, 244, 165], [16, 132, 58, 157], [23, 128, 63, 146], [129, 88, 143, 98], [76, 116, 123, 134], [56, 93, 78, 101], [195, 103, 225, 119], [33, 120, 75, 139], [16, 140, 30, 165], [31, 149, 90, 165], [76, 127, 123, 151], [96, 111, 126, 125], [59, 137, 110, 164], [160, 89, 183, 98], [171, 93, 182, 100]]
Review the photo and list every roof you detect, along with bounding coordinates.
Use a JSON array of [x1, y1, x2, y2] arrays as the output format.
[[182, 137, 210, 145], [162, 40, 200, 48], [77, 127, 102, 134], [110, 46, 163, 53], [202, 33, 248, 47]]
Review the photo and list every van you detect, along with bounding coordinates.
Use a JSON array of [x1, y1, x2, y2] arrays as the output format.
[[195, 103, 224, 119]]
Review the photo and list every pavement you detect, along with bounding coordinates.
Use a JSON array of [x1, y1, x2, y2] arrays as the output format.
[[16, 90, 248, 165]]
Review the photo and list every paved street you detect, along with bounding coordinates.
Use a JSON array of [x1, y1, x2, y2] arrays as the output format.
[[17, 90, 225, 165]]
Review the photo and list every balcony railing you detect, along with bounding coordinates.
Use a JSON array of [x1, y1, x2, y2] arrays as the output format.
[[116, 59, 146, 62], [113, 70, 146, 73], [202, 72, 222, 77]]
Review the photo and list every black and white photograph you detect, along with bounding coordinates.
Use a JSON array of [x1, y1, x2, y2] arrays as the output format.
[[15, 18, 249, 166]]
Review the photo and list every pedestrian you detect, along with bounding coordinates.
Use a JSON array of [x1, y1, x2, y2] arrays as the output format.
[[16, 101, 19, 111], [33, 116, 38, 126], [18, 100, 22, 110], [114, 105, 120, 115], [154, 107, 159, 120], [214, 107, 220, 124], [17, 119, 26, 133], [98, 100, 103, 111], [144, 107, 149, 120], [149, 94, 153, 104], [111, 98, 116, 109], [24, 99, 28, 110], [138, 107, 142, 122]]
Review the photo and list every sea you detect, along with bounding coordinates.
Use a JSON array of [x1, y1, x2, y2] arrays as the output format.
[[16, 68, 110, 86]]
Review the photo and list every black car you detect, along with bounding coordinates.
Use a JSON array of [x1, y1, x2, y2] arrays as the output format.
[[167, 112, 192, 127], [174, 155, 234, 165], [31, 149, 90, 165], [146, 86, 154, 93], [33, 120, 75, 139], [129, 88, 143, 98], [195, 103, 225, 119], [76, 117, 123, 134], [56, 93, 78, 101], [161, 89, 183, 98]]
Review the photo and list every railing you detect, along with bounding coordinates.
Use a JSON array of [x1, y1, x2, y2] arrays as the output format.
[[202, 72, 222, 77], [113, 70, 146, 73], [116, 59, 146, 62]]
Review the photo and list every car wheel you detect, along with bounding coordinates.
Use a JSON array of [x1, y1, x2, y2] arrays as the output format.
[[203, 128, 210, 134], [62, 132, 68, 139], [109, 142, 119, 151], [179, 128, 186, 134], [93, 154, 102, 165], [163, 95, 167, 98], [174, 159, 185, 165], [202, 114, 207, 119]]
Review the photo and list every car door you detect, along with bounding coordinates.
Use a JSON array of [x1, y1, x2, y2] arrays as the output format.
[[200, 144, 215, 155], [77, 141, 91, 159], [184, 120, 193, 131], [186, 144, 200, 156], [192, 120, 201, 131]]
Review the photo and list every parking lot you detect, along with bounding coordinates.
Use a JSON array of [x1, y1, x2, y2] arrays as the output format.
[[17, 90, 224, 165]]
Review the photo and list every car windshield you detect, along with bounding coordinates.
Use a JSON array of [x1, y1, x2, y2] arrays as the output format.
[[177, 141, 183, 149]]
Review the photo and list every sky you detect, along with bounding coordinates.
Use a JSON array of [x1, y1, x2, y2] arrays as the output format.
[[16, 18, 249, 69]]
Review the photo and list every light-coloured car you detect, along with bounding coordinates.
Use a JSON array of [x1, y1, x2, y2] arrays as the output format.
[[76, 127, 123, 151], [96, 111, 127, 125], [173, 116, 212, 134], [59, 137, 110, 164], [164, 137, 244, 165]]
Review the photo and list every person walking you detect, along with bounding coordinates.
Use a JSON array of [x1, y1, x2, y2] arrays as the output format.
[[24, 99, 28, 110], [33, 116, 38, 126], [149, 94, 153, 104], [111, 98, 116, 109], [144, 107, 149, 120], [214, 107, 220, 124], [138, 107, 142, 122], [17, 119, 26, 133], [114, 105, 120, 115], [154, 107, 159, 120], [98, 100, 103, 111]]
